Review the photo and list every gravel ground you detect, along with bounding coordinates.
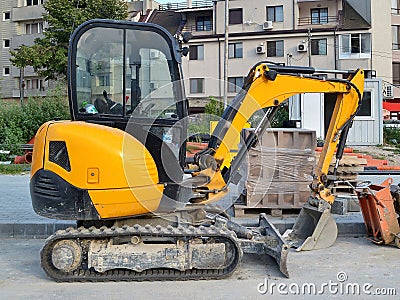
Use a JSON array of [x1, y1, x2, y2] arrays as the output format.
[[351, 145, 400, 166]]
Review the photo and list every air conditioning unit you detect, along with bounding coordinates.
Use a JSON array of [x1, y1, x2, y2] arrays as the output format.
[[150, 51, 160, 59], [262, 21, 273, 30], [297, 43, 307, 52], [150, 82, 159, 90], [384, 84, 394, 99], [256, 44, 265, 54]]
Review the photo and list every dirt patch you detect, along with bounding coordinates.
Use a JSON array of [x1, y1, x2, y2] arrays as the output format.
[[351, 146, 400, 166]]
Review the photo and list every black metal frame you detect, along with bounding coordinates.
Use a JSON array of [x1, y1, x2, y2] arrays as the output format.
[[67, 19, 190, 196]]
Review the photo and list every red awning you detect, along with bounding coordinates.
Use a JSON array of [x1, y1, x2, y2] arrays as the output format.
[[383, 102, 400, 112]]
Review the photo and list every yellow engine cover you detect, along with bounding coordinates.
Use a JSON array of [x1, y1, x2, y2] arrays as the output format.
[[32, 121, 164, 218]]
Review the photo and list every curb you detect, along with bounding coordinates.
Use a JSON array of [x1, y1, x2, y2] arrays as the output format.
[[0, 221, 75, 238], [235, 212, 367, 236], [0, 213, 366, 239]]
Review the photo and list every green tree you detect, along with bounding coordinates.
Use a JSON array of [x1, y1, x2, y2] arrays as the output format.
[[271, 104, 289, 128], [205, 96, 224, 120], [10, 0, 128, 80]]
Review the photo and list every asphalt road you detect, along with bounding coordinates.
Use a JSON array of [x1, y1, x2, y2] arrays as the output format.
[[0, 237, 398, 300]]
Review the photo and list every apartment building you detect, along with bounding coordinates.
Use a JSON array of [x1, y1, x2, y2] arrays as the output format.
[[154, 1, 389, 100], [383, 0, 400, 118], [0, 0, 48, 99], [143, 0, 391, 144]]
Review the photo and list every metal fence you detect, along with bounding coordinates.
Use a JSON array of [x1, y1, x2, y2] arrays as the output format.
[[159, 0, 213, 10], [182, 23, 213, 33], [298, 16, 338, 26]]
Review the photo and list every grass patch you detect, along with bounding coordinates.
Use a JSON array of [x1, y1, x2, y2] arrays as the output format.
[[0, 164, 31, 174]]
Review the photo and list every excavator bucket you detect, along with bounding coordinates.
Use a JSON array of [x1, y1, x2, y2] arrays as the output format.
[[284, 203, 338, 251]]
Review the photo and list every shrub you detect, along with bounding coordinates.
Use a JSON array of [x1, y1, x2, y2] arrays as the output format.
[[383, 126, 400, 145], [0, 85, 70, 160]]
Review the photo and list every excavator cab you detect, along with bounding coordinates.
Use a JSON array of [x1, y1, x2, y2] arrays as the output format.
[[69, 20, 189, 206], [31, 20, 193, 221]]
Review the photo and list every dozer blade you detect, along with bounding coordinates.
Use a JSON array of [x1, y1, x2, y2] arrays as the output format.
[[283, 203, 338, 251], [237, 213, 290, 277], [259, 213, 290, 277]]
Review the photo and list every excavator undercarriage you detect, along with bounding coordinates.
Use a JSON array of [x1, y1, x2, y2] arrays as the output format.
[[41, 212, 288, 281]]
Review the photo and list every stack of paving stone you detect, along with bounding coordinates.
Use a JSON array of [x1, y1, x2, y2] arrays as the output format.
[[236, 129, 316, 215], [315, 151, 367, 194]]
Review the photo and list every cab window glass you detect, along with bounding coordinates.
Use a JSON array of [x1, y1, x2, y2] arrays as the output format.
[[75, 27, 177, 118]]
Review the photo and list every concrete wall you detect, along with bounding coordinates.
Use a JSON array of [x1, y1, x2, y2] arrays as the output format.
[[393, 9, 400, 98], [370, 0, 392, 85], [214, 0, 296, 34]]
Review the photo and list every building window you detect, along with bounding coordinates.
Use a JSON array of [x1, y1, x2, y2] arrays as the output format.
[[196, 16, 211, 31], [25, 78, 45, 90], [356, 91, 372, 118], [311, 38, 327, 55], [229, 8, 242, 25], [393, 26, 400, 50], [228, 77, 244, 93], [25, 22, 43, 34], [3, 66, 10, 76], [3, 39, 10, 48], [3, 11, 11, 20], [339, 33, 371, 59], [267, 40, 284, 57], [190, 78, 204, 94], [189, 45, 204, 60], [98, 75, 110, 87], [26, 0, 43, 6], [393, 0, 400, 14], [228, 42, 243, 58], [394, 63, 400, 85], [311, 8, 328, 24], [266, 6, 283, 22]]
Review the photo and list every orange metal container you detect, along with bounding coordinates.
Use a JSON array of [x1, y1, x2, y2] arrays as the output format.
[[356, 178, 400, 246]]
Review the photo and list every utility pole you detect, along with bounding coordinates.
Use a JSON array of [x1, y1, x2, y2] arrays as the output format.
[[223, 0, 229, 108], [307, 28, 312, 67], [19, 68, 25, 107], [286, 53, 292, 66]]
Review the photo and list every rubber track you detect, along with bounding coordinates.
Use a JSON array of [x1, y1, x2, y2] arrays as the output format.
[[40, 224, 242, 282]]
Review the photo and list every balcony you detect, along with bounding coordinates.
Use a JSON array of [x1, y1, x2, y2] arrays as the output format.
[[392, 8, 400, 15], [298, 15, 339, 26], [11, 5, 44, 21], [12, 88, 47, 98], [11, 33, 42, 49], [159, 1, 213, 11], [182, 23, 213, 34]]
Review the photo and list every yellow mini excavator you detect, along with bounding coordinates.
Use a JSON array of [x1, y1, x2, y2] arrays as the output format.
[[30, 20, 364, 281]]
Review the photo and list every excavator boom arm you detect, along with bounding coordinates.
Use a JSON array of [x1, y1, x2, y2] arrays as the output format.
[[196, 63, 364, 204]]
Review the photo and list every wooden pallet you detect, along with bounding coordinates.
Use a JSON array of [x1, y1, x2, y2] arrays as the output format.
[[330, 180, 359, 194]]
